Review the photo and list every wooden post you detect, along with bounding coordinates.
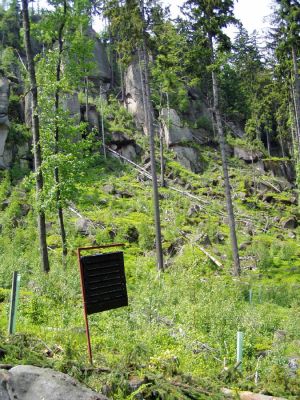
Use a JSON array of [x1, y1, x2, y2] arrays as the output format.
[[8, 272, 21, 335]]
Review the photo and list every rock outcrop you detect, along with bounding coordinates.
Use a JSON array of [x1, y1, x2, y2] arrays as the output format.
[[173, 146, 202, 173], [263, 159, 295, 183], [0, 74, 10, 168], [160, 108, 193, 147], [125, 60, 146, 127], [234, 146, 263, 163], [0, 365, 108, 400], [63, 93, 81, 123], [109, 131, 142, 161], [87, 27, 111, 85], [160, 108, 202, 173]]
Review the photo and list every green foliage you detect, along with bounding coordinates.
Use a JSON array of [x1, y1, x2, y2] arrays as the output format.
[[97, 95, 136, 136]]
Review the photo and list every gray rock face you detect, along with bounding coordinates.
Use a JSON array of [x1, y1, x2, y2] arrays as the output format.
[[173, 146, 202, 173], [161, 108, 193, 147], [191, 128, 211, 145], [1, 365, 108, 400], [0, 76, 10, 168], [234, 146, 263, 162], [62, 93, 81, 123], [263, 159, 295, 183], [109, 131, 142, 161], [125, 60, 146, 127], [87, 27, 111, 84]]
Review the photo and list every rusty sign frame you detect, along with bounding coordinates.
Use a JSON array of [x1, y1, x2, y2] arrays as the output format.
[[77, 243, 126, 364]]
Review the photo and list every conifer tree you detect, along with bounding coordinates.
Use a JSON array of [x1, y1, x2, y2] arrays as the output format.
[[183, 0, 241, 276]]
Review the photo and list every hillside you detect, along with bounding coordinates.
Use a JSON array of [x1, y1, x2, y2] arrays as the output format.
[[0, 142, 299, 399], [0, 0, 300, 399]]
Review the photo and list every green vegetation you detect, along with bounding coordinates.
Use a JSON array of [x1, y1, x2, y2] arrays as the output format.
[[0, 0, 299, 398], [0, 148, 299, 398]]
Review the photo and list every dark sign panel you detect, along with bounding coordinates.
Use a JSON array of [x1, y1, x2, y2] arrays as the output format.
[[80, 251, 128, 315]]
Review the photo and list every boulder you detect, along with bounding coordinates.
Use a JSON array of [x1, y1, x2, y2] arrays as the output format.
[[119, 144, 140, 161], [125, 60, 146, 126], [160, 108, 193, 147], [187, 204, 202, 218], [234, 146, 263, 163], [173, 145, 202, 173], [0, 75, 10, 168], [280, 216, 298, 229], [0, 365, 107, 400], [263, 159, 295, 183], [75, 218, 93, 236], [109, 132, 142, 161]]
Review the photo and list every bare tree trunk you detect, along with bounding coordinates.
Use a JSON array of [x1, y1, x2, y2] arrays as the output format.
[[85, 76, 89, 125], [137, 47, 147, 126], [140, 1, 164, 271], [54, 0, 67, 258], [21, 0, 50, 273], [159, 123, 165, 187], [99, 84, 106, 159], [291, 45, 300, 157], [209, 35, 240, 276]]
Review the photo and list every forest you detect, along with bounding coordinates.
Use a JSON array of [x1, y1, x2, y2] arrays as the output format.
[[0, 0, 299, 399]]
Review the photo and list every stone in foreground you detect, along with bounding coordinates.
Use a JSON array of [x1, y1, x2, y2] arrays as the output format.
[[1, 365, 108, 400]]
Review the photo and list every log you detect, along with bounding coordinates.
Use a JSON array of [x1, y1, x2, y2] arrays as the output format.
[[196, 245, 224, 269], [222, 388, 287, 400]]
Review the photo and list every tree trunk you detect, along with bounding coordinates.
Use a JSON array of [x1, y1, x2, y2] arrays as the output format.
[[54, 0, 67, 258], [99, 84, 106, 159], [159, 123, 165, 187], [208, 34, 240, 276], [291, 45, 300, 157], [85, 76, 89, 125], [140, 1, 164, 271], [21, 0, 50, 273]]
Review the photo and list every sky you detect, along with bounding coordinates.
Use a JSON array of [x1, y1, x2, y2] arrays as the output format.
[[37, 0, 275, 40], [163, 0, 274, 39]]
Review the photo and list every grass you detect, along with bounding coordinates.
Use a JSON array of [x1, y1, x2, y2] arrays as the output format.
[[0, 149, 299, 399]]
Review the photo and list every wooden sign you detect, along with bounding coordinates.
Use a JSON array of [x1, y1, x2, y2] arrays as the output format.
[[80, 251, 128, 315], [77, 244, 127, 364]]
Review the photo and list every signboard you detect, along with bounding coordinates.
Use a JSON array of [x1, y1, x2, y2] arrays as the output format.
[[77, 244, 127, 364], [80, 251, 128, 315]]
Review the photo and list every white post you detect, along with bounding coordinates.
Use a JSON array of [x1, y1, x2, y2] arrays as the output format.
[[237, 331, 243, 371], [8, 272, 21, 334]]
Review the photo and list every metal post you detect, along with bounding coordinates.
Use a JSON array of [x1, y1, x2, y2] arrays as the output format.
[[8, 272, 21, 335], [77, 249, 93, 364], [249, 289, 253, 304], [237, 331, 243, 371]]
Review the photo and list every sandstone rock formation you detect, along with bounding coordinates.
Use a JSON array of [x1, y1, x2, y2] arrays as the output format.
[[125, 60, 146, 127], [87, 26, 111, 85], [160, 108, 193, 147]]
